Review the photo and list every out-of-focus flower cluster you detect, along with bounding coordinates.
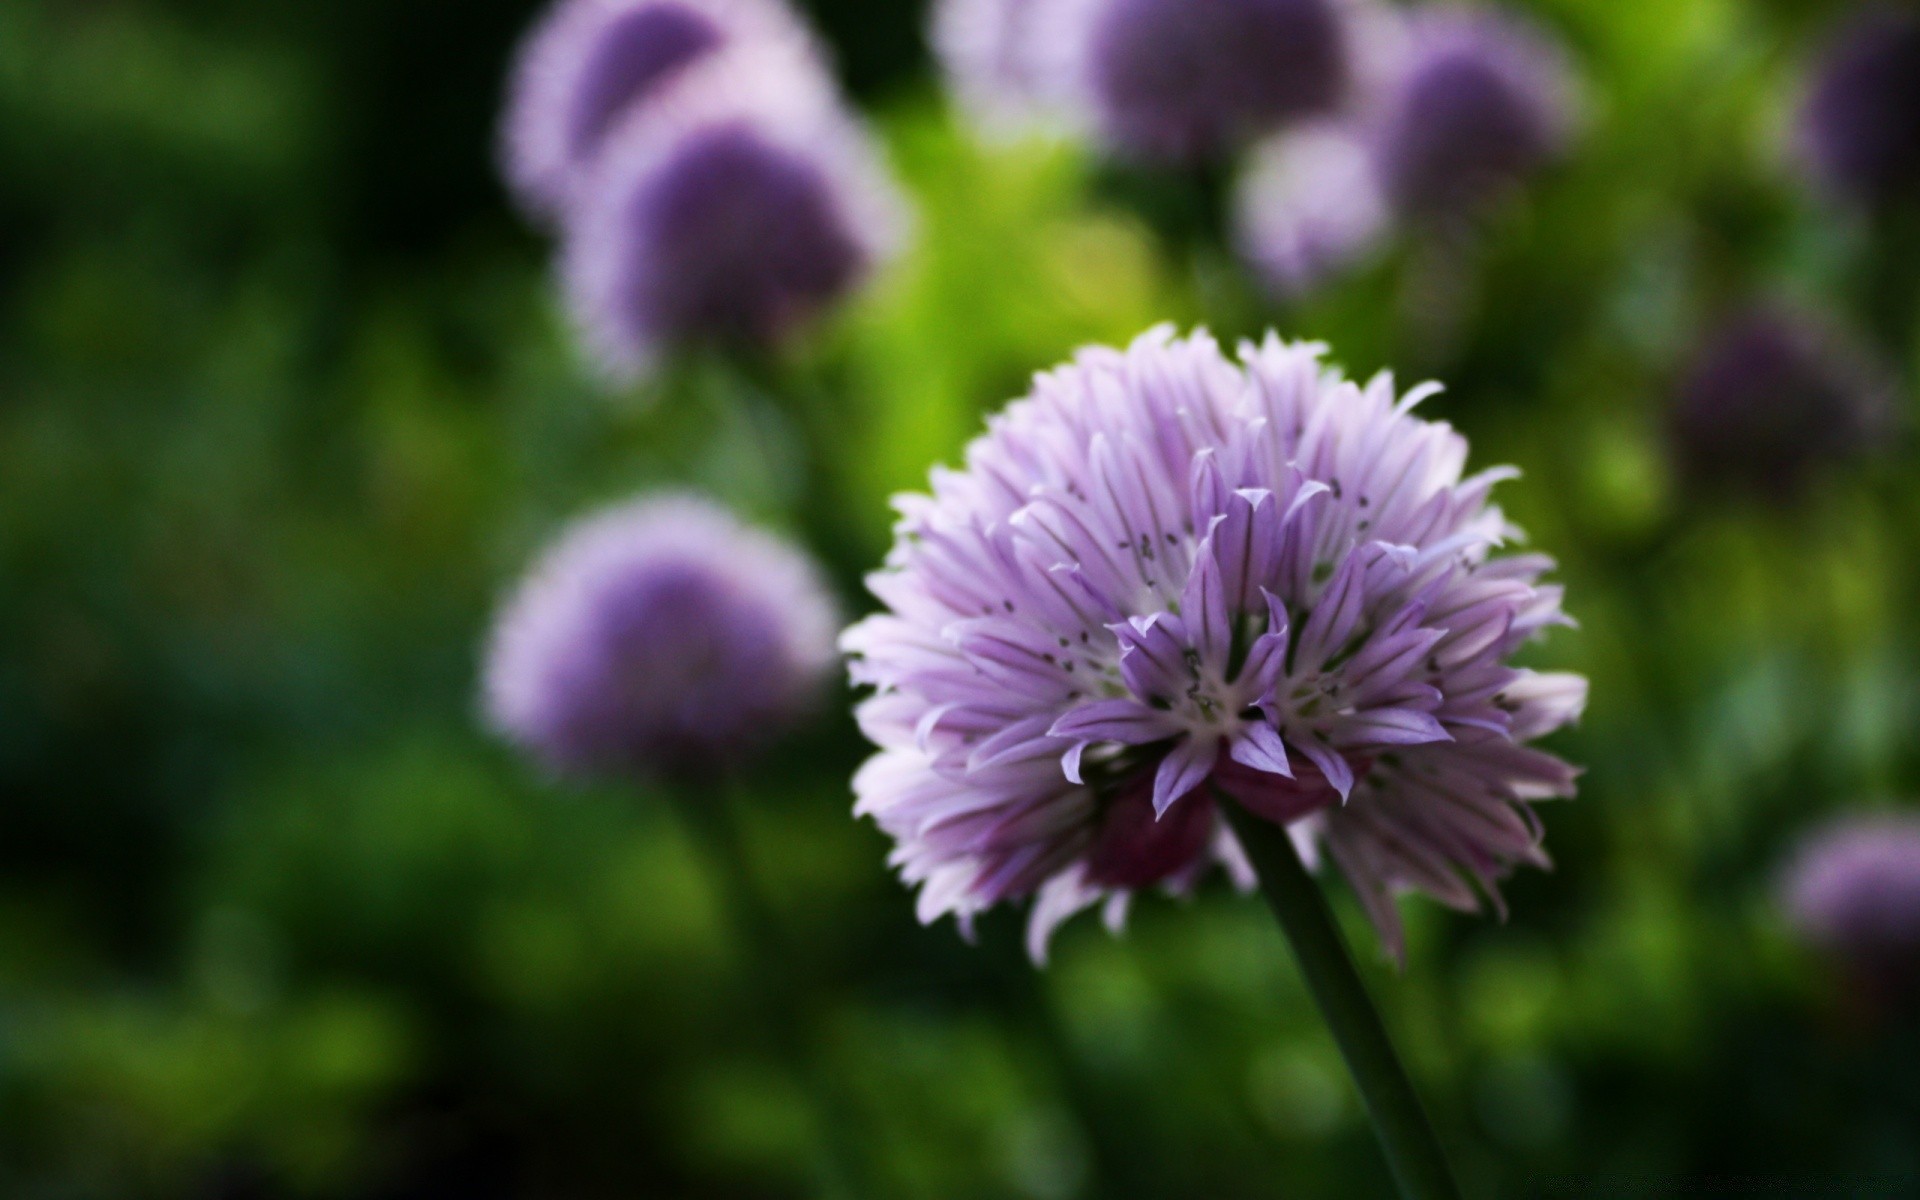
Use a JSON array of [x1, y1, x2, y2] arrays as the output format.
[[1782, 814, 1920, 1006], [1796, 5, 1920, 213], [501, 0, 908, 377], [932, 0, 1578, 292], [931, 0, 1913, 500], [934, 0, 1357, 164], [1230, 5, 1578, 296], [1670, 304, 1896, 500], [485, 494, 838, 782]]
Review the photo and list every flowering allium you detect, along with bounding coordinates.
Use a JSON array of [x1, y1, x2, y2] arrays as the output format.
[[562, 48, 908, 376], [1671, 305, 1893, 497], [844, 327, 1584, 959], [485, 494, 838, 780], [1081, 0, 1352, 162], [930, 0, 1094, 137], [1796, 6, 1920, 208], [1370, 8, 1573, 221], [1234, 121, 1389, 296], [1781, 814, 1920, 996], [500, 0, 816, 221]]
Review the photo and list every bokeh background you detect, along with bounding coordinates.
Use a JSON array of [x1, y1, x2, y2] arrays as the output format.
[[4, 0, 1919, 1196]]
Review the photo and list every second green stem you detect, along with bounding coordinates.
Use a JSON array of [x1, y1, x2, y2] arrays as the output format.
[[1219, 795, 1463, 1200]]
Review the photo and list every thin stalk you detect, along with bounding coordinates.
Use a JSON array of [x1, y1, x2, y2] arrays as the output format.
[[1219, 795, 1462, 1200], [722, 351, 866, 581], [667, 779, 867, 1200]]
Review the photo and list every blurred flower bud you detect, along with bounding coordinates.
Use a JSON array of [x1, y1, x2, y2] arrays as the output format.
[[1082, 0, 1353, 163], [485, 494, 838, 781], [1371, 8, 1574, 222], [500, 0, 817, 222], [1796, 6, 1920, 210], [561, 48, 908, 376], [1670, 304, 1895, 498], [929, 0, 1095, 139], [1782, 814, 1920, 1003], [1233, 120, 1389, 296]]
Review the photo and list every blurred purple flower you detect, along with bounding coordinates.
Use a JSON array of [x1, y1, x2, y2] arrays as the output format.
[[561, 47, 907, 376], [1370, 8, 1574, 221], [930, 0, 1095, 138], [843, 327, 1583, 961], [500, 0, 817, 222], [1233, 120, 1389, 296], [1081, 0, 1353, 162], [1671, 304, 1894, 497], [485, 493, 838, 781], [1782, 814, 1920, 997], [1797, 6, 1920, 209]]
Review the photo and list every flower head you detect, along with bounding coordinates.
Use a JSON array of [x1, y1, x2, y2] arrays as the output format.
[[1781, 814, 1920, 998], [500, 0, 818, 222], [1234, 121, 1390, 296], [1670, 304, 1894, 498], [1370, 8, 1574, 221], [486, 494, 838, 780], [930, 0, 1096, 138], [562, 47, 908, 376], [1796, 6, 1920, 209], [844, 327, 1583, 960], [1081, 0, 1353, 162]]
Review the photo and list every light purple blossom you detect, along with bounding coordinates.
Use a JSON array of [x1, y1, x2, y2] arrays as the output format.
[[930, 0, 1096, 138], [485, 493, 838, 780], [1781, 814, 1920, 996], [844, 327, 1584, 961], [500, 0, 818, 222], [1234, 121, 1390, 296], [930, 0, 1380, 161], [1795, 6, 1920, 209], [561, 46, 908, 376], [1081, 0, 1353, 162], [1369, 8, 1575, 221]]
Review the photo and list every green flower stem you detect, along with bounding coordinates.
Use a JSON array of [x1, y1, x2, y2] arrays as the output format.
[[667, 779, 866, 1200], [1218, 795, 1463, 1200]]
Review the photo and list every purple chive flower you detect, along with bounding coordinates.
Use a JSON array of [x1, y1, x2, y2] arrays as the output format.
[[485, 494, 838, 780], [1671, 304, 1894, 497], [1234, 121, 1389, 296], [930, 0, 1096, 137], [1797, 6, 1920, 209], [1782, 814, 1920, 998], [501, 0, 818, 222], [843, 327, 1584, 961], [1370, 8, 1574, 221], [1080, 0, 1353, 162], [562, 47, 908, 376]]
